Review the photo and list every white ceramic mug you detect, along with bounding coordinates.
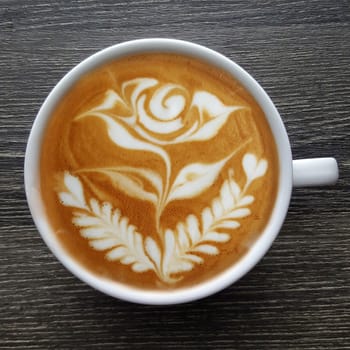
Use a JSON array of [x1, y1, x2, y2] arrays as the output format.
[[25, 39, 338, 305]]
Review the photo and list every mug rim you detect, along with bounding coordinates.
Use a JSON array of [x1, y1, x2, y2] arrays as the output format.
[[25, 38, 292, 305]]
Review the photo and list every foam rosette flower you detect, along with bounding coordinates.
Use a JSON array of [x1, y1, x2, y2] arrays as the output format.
[[75, 77, 244, 147], [73, 78, 248, 225]]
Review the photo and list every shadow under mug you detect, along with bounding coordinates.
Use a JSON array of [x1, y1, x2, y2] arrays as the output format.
[[24, 39, 339, 305]]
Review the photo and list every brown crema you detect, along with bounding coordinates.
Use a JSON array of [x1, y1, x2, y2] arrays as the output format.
[[40, 53, 278, 290]]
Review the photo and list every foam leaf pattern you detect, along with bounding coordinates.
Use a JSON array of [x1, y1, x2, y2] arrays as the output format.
[[73, 203, 160, 275], [57, 153, 268, 284], [185, 91, 244, 142], [59, 172, 87, 210], [166, 139, 251, 205], [160, 157, 267, 281], [167, 158, 230, 204], [80, 166, 163, 205], [59, 174, 173, 282], [243, 153, 268, 183]]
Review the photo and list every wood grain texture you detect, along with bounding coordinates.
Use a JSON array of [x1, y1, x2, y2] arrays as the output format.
[[0, 0, 349, 349]]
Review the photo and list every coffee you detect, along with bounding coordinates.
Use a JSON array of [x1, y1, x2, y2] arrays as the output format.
[[40, 53, 278, 290]]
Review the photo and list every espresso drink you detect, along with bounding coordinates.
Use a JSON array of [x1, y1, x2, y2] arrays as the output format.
[[40, 53, 278, 290]]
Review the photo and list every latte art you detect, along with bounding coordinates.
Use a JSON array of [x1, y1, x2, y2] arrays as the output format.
[[40, 53, 278, 289], [59, 153, 267, 283]]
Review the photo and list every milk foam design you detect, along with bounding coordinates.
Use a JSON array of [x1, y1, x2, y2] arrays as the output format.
[[74, 78, 247, 228], [57, 78, 268, 283]]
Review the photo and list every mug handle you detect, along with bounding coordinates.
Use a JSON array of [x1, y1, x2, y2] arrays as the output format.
[[292, 158, 339, 187]]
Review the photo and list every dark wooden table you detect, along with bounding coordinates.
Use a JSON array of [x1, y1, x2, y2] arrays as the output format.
[[1, 1, 349, 349]]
